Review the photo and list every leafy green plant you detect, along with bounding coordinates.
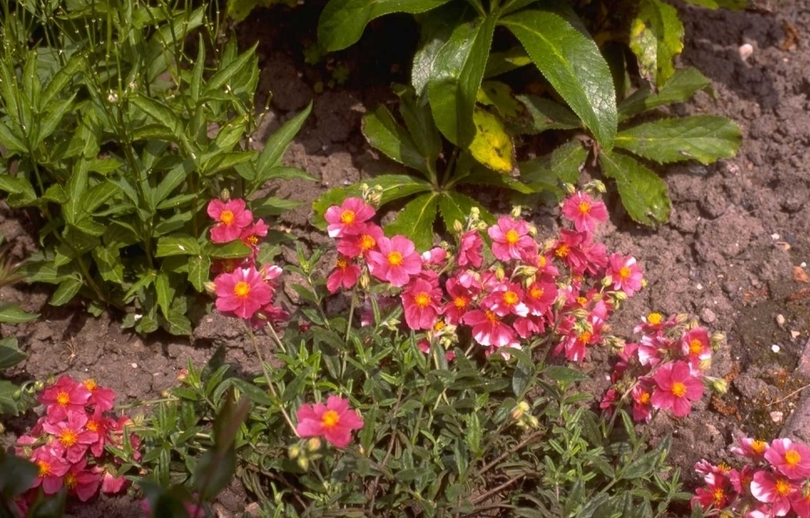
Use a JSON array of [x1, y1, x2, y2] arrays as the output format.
[[315, 0, 744, 229], [0, 0, 313, 334], [0, 337, 34, 418]]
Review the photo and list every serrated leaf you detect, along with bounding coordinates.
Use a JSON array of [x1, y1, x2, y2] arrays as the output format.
[[599, 151, 671, 225], [462, 163, 536, 194], [384, 193, 439, 251], [80, 180, 118, 214], [618, 67, 712, 121], [428, 15, 496, 146], [318, 0, 452, 52], [362, 105, 427, 174], [484, 46, 532, 78], [0, 305, 39, 325], [0, 121, 28, 154], [412, 3, 467, 96], [629, 0, 684, 87], [478, 81, 522, 119], [257, 167, 316, 182], [500, 4, 617, 149], [0, 337, 26, 370], [256, 102, 312, 181], [615, 115, 741, 164], [468, 107, 514, 174], [519, 140, 586, 195], [164, 310, 192, 336], [156, 235, 201, 257], [0, 175, 36, 200], [514, 95, 581, 133], [188, 256, 212, 292], [50, 276, 83, 306], [205, 42, 258, 94], [680, 0, 747, 8]]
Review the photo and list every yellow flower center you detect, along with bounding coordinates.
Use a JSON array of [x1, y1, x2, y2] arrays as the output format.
[[387, 251, 403, 266], [689, 339, 703, 355], [247, 235, 259, 245], [485, 310, 498, 323], [529, 287, 544, 300], [775, 478, 792, 496], [538, 255, 547, 267], [83, 379, 97, 391], [37, 460, 51, 477], [505, 229, 520, 245], [503, 291, 519, 306], [87, 420, 99, 432], [576, 296, 588, 306], [233, 281, 251, 298], [671, 382, 687, 398], [555, 244, 570, 258], [336, 258, 348, 270], [60, 429, 79, 447], [647, 312, 662, 325], [414, 293, 431, 308], [578, 201, 591, 214], [785, 450, 802, 466], [220, 210, 235, 225], [713, 487, 725, 504], [322, 410, 340, 429], [360, 234, 376, 251], [751, 440, 767, 454], [433, 320, 446, 332], [578, 331, 592, 344], [619, 266, 631, 279], [453, 296, 467, 309], [639, 391, 650, 404], [56, 391, 70, 406], [340, 210, 356, 224], [65, 473, 77, 489]]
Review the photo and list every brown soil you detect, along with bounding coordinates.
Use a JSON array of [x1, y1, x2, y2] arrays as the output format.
[[2, 0, 810, 515]]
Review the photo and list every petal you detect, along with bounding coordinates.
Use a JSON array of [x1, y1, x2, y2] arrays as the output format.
[[326, 396, 349, 414], [296, 420, 323, 438], [324, 428, 351, 448]]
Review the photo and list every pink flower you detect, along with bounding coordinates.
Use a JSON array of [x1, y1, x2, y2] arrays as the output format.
[[99, 466, 129, 494], [30, 445, 70, 495], [214, 267, 273, 319], [42, 410, 98, 463], [325, 198, 375, 238], [730, 437, 770, 460], [82, 378, 116, 412], [650, 361, 704, 417], [523, 281, 556, 316], [456, 231, 483, 268], [791, 488, 810, 518], [38, 375, 92, 422], [421, 247, 447, 266], [487, 217, 536, 262], [326, 256, 361, 293], [606, 254, 643, 296], [481, 282, 528, 318], [553, 229, 607, 276], [554, 328, 599, 362], [240, 219, 269, 255], [296, 396, 364, 448], [337, 223, 384, 259], [561, 192, 608, 233], [765, 439, 810, 480], [207, 199, 253, 243], [367, 235, 422, 287], [401, 278, 442, 330], [631, 379, 655, 423], [463, 309, 517, 348], [682, 328, 712, 372], [750, 469, 796, 516], [691, 471, 733, 511], [64, 459, 101, 502], [442, 277, 476, 326]]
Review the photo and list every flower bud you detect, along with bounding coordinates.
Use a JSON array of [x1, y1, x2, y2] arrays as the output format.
[[601, 275, 613, 287], [527, 224, 537, 237], [220, 188, 230, 202], [614, 291, 628, 301], [698, 358, 712, 372], [288, 444, 301, 459], [360, 183, 369, 193], [453, 220, 463, 234], [706, 376, 728, 394], [711, 333, 726, 348], [511, 401, 530, 420], [203, 281, 216, 294], [494, 265, 505, 281], [306, 438, 322, 452], [12, 389, 21, 401], [510, 205, 522, 219], [383, 318, 400, 331], [477, 221, 488, 231], [297, 456, 309, 470], [564, 183, 576, 195], [359, 272, 370, 290]]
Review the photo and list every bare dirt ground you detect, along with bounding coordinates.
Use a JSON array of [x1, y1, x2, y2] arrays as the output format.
[[1, 0, 810, 515]]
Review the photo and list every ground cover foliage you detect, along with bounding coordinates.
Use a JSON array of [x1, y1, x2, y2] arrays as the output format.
[[3, 0, 809, 517]]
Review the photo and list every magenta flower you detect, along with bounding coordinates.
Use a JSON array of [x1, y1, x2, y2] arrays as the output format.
[[750, 469, 796, 515], [31, 445, 70, 495], [214, 266, 273, 319], [64, 459, 101, 502], [561, 192, 608, 233], [337, 223, 384, 258], [791, 489, 810, 518], [481, 281, 528, 318], [401, 278, 441, 330], [456, 230, 483, 268], [43, 410, 99, 463], [326, 256, 361, 293], [38, 375, 92, 422], [682, 327, 712, 372], [421, 247, 447, 266], [83, 378, 116, 412], [554, 229, 607, 276], [631, 379, 655, 423], [366, 235, 422, 287], [296, 396, 364, 448], [765, 438, 810, 480], [650, 361, 704, 417], [325, 198, 375, 238], [606, 254, 643, 296], [488, 217, 535, 262], [207, 199, 253, 243], [442, 277, 476, 326], [463, 309, 518, 348], [240, 219, 269, 254], [524, 281, 556, 316], [100, 467, 128, 494]]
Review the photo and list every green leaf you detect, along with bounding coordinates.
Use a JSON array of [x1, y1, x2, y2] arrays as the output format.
[[468, 107, 514, 174], [205, 42, 258, 93], [615, 115, 742, 165], [156, 235, 201, 257], [318, 0, 452, 52], [64, 162, 88, 225], [256, 102, 312, 181], [0, 380, 20, 415], [155, 159, 195, 205], [428, 15, 496, 146], [131, 95, 185, 142], [437, 191, 495, 232], [256, 167, 315, 183], [226, 0, 262, 22], [680, 0, 747, 9], [41, 53, 83, 108], [0, 121, 28, 154], [393, 83, 442, 165], [514, 95, 581, 133], [50, 276, 83, 306], [462, 163, 536, 194], [0, 337, 26, 370], [91, 247, 124, 284], [80, 180, 118, 215], [599, 151, 671, 224], [484, 46, 532, 78], [155, 273, 175, 320], [251, 196, 302, 218], [618, 67, 712, 121], [362, 105, 428, 174], [0, 175, 36, 200], [36, 93, 77, 146], [209, 241, 252, 259], [0, 305, 39, 325], [542, 366, 590, 383], [519, 139, 586, 195], [628, 0, 684, 87], [188, 255, 212, 292], [499, 4, 617, 149], [384, 193, 439, 251], [411, 3, 467, 96]]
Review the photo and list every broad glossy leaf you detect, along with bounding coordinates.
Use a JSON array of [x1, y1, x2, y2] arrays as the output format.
[[615, 115, 742, 164], [462, 163, 536, 194], [519, 140, 586, 196], [477, 81, 523, 119], [393, 84, 442, 167], [255, 102, 312, 183], [437, 191, 495, 233], [130, 95, 185, 142], [599, 151, 671, 225], [188, 255, 212, 292], [514, 95, 580, 133], [428, 15, 496, 146], [618, 67, 712, 121], [628, 0, 684, 87], [411, 3, 468, 96], [209, 240, 252, 259], [484, 46, 532, 78], [92, 247, 124, 285], [156, 235, 201, 257], [318, 0, 452, 52], [384, 193, 439, 251], [362, 105, 427, 174], [468, 107, 514, 174], [50, 276, 83, 306], [500, 4, 617, 149], [155, 159, 195, 205], [0, 337, 26, 370], [0, 305, 38, 325]]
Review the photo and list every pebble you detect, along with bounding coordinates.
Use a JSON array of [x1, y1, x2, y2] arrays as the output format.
[[700, 308, 717, 324], [770, 411, 783, 423], [792, 331, 801, 340], [739, 43, 754, 60], [772, 344, 781, 353], [776, 314, 786, 326], [131, 363, 138, 368]]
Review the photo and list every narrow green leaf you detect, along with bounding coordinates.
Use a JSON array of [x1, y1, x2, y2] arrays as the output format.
[[514, 95, 581, 133], [50, 276, 83, 306], [205, 42, 258, 93], [519, 139, 586, 195], [91, 247, 125, 285], [680, 0, 747, 9], [393, 83, 442, 165], [542, 366, 590, 383], [618, 67, 712, 121], [500, 4, 617, 149], [208, 241, 252, 259], [428, 15, 496, 146], [384, 193, 439, 251], [0, 175, 36, 200], [0, 336, 26, 369], [615, 115, 742, 164], [484, 46, 532, 78], [362, 105, 427, 173], [190, 34, 205, 103], [156, 235, 201, 257], [599, 151, 671, 224], [188, 255, 212, 292], [155, 273, 174, 320], [251, 196, 301, 218], [318, 0, 452, 52], [0, 305, 39, 326], [628, 0, 684, 87], [155, 159, 195, 204], [227, 0, 262, 22], [255, 102, 312, 182], [257, 167, 316, 182], [0, 121, 28, 154], [462, 163, 536, 194], [0, 380, 21, 415], [36, 93, 77, 146], [131, 95, 185, 142], [164, 310, 192, 336], [201, 151, 255, 176], [64, 162, 89, 225], [80, 180, 118, 214], [41, 53, 84, 108]]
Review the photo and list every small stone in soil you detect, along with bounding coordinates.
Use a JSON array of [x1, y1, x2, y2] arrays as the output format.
[[701, 308, 717, 323], [776, 314, 786, 326], [772, 344, 781, 353], [771, 411, 783, 423]]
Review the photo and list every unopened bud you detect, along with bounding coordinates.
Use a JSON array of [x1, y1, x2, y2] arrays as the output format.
[[510, 205, 522, 219], [601, 275, 613, 287], [698, 358, 712, 372], [204, 281, 216, 294], [177, 369, 189, 381], [675, 313, 689, 324], [494, 265, 505, 281], [360, 183, 369, 193], [711, 333, 726, 349], [614, 291, 628, 301], [564, 183, 576, 195], [453, 220, 463, 234], [527, 224, 537, 237], [470, 206, 480, 218], [590, 180, 607, 193], [306, 438, 322, 452], [706, 376, 728, 394], [297, 456, 309, 470], [288, 444, 301, 459], [220, 188, 230, 202], [383, 318, 400, 331], [132, 414, 145, 426], [359, 272, 370, 290], [12, 389, 21, 401], [511, 401, 530, 420], [477, 221, 488, 231]]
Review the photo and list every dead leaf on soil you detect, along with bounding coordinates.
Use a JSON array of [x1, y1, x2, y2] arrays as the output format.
[[782, 21, 800, 51], [793, 266, 809, 284]]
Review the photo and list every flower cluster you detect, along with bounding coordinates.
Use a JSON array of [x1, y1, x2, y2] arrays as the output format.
[[14, 376, 138, 508], [692, 437, 810, 517], [324, 190, 641, 362], [599, 314, 723, 421], [208, 198, 288, 327]]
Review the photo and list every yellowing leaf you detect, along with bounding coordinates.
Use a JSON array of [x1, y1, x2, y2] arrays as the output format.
[[477, 81, 523, 119], [469, 107, 514, 175], [629, 0, 684, 86]]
